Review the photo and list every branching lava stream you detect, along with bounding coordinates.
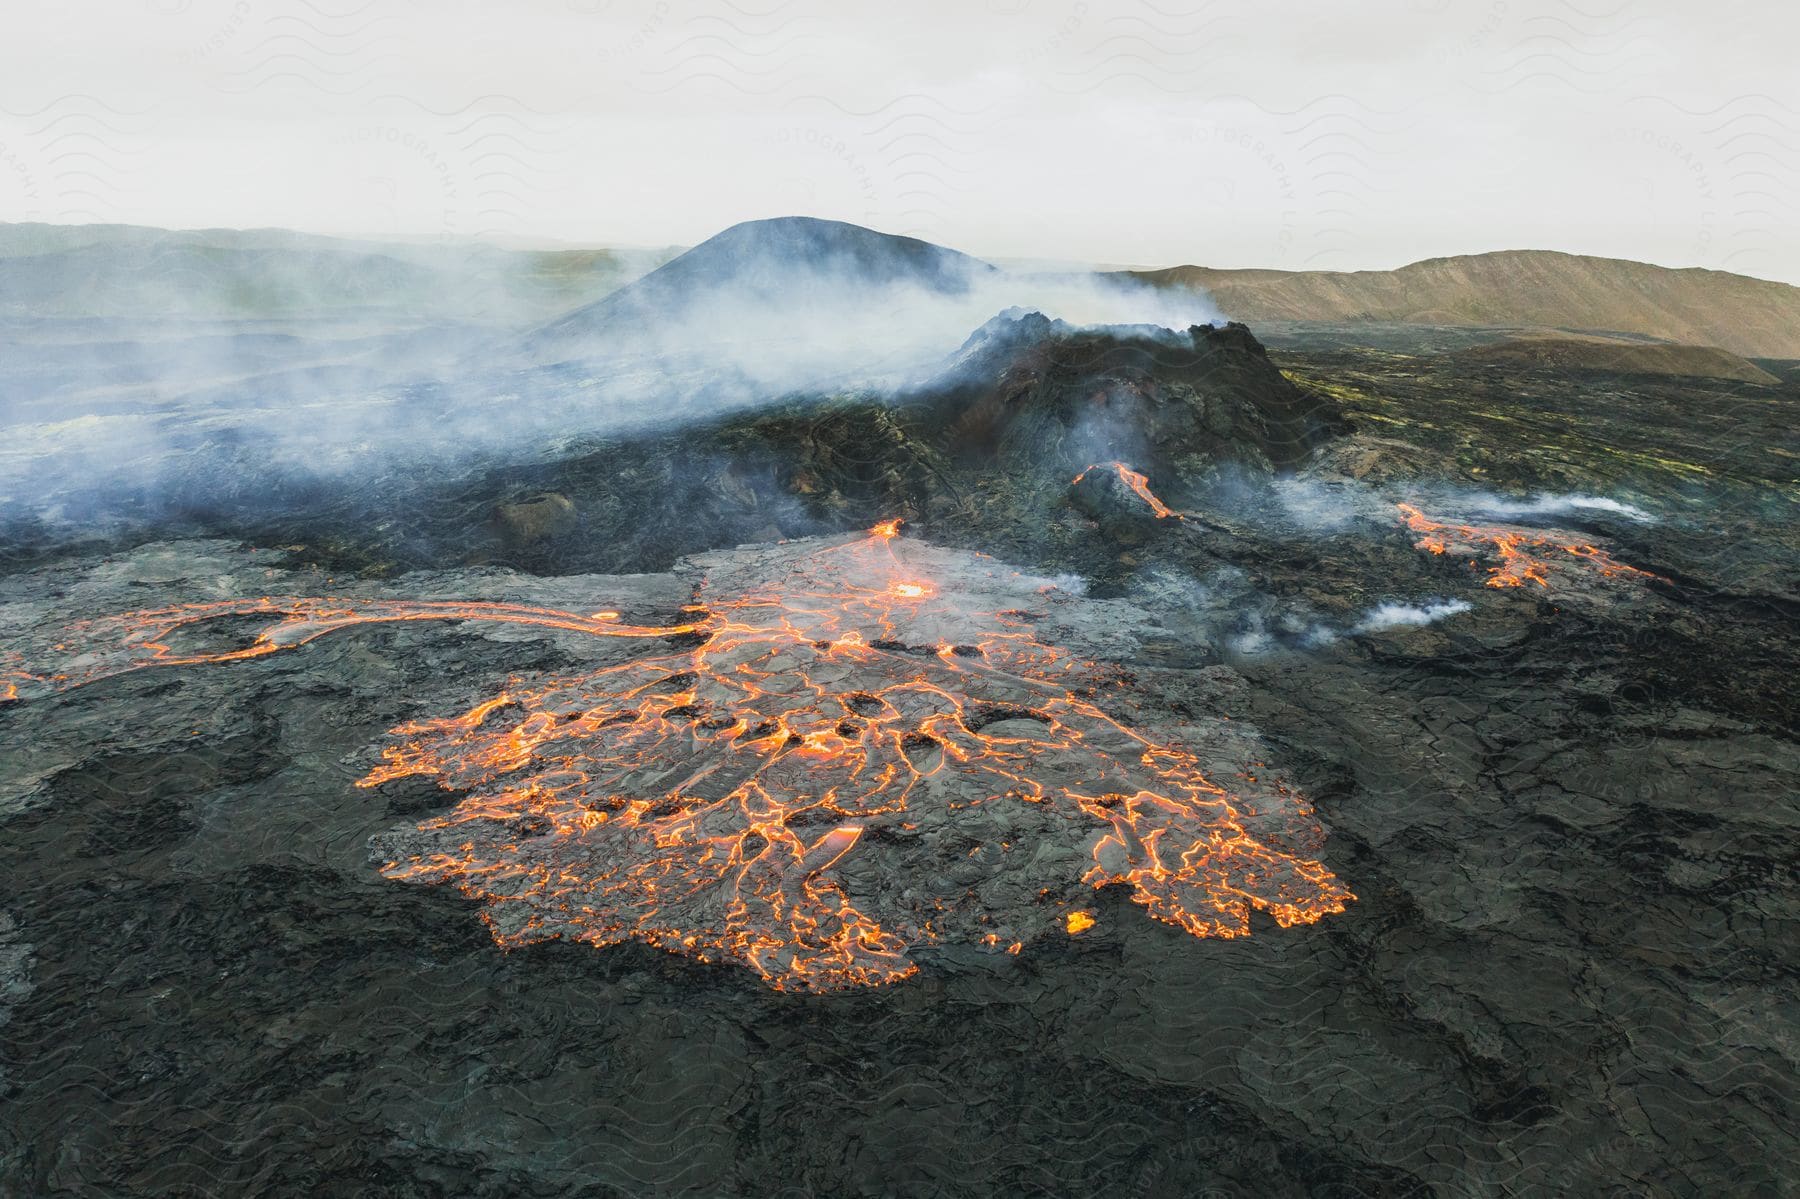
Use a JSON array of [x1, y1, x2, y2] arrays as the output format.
[[6, 522, 1354, 990], [1396, 503, 1660, 589]]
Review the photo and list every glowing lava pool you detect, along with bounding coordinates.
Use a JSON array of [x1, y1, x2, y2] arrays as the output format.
[[6, 523, 1354, 990]]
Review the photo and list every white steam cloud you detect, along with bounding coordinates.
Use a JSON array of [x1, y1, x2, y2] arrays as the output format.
[[1230, 596, 1473, 654], [523, 265, 1222, 413], [1293, 598, 1471, 650], [1462, 493, 1654, 523], [1263, 478, 1656, 535], [0, 227, 1223, 526], [1352, 598, 1472, 632]]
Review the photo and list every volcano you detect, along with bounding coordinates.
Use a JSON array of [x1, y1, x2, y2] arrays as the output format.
[[520, 216, 995, 368]]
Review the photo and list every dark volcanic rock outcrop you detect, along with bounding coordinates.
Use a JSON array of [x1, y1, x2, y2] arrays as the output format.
[[492, 492, 578, 547], [168, 311, 1339, 582], [933, 313, 1345, 479], [399, 314, 1342, 577]]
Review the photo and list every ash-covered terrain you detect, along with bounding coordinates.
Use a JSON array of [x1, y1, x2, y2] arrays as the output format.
[[1, 218, 1796, 1196]]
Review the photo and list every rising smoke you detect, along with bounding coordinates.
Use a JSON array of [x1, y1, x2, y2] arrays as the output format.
[[516, 245, 1223, 418], [0, 220, 1221, 528], [1351, 598, 1473, 632], [1227, 596, 1473, 655], [1457, 493, 1653, 523]]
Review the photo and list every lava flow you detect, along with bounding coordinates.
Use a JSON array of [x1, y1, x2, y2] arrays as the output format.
[[1073, 462, 1183, 520], [1396, 503, 1660, 590], [0, 597, 693, 701], [9, 522, 1354, 990]]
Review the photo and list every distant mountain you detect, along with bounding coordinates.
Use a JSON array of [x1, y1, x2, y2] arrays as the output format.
[[0, 222, 673, 322], [1124, 251, 1800, 359], [0, 241, 444, 318], [521, 217, 994, 364]]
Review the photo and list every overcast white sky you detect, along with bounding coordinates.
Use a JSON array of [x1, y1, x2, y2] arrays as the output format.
[[3, 0, 1796, 281]]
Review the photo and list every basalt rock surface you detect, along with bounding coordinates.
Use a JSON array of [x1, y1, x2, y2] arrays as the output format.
[[1, 326, 1796, 1196]]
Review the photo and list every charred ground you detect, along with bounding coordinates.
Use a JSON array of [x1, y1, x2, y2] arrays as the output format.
[[1, 313, 1796, 1195]]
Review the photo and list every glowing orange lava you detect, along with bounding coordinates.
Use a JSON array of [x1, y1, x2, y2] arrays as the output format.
[[1073, 462, 1183, 520], [11, 520, 1354, 990], [1396, 503, 1659, 590]]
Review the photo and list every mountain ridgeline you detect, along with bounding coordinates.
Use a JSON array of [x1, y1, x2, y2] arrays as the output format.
[[1124, 250, 1800, 360]]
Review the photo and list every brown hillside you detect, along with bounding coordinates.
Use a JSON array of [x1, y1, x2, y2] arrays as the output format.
[[1125, 250, 1800, 359]]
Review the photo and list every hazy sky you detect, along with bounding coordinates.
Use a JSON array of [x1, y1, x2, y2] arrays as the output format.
[[3, 0, 1796, 281]]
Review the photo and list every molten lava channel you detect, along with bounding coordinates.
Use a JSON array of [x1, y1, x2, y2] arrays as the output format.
[[8, 523, 1354, 991], [1073, 462, 1183, 520]]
